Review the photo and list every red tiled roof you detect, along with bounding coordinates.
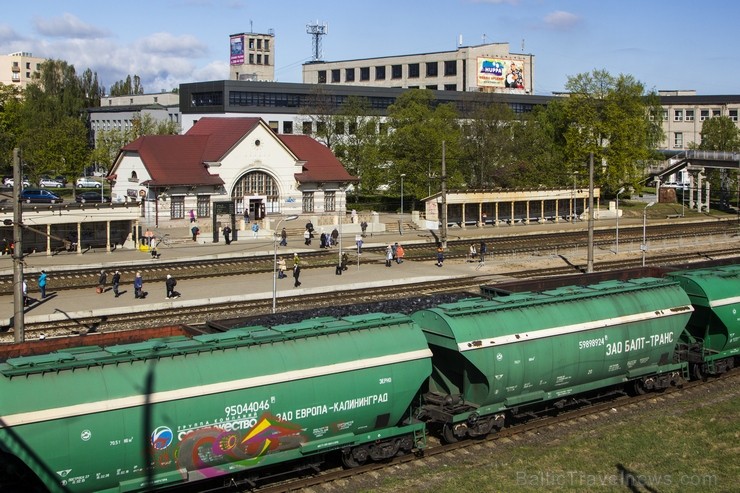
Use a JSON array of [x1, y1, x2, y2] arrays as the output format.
[[121, 135, 224, 186], [185, 117, 263, 161], [280, 134, 359, 183]]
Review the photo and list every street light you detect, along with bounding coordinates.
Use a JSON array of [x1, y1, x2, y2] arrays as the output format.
[[400, 173, 406, 236], [272, 215, 298, 313], [615, 187, 625, 254], [642, 202, 655, 267]]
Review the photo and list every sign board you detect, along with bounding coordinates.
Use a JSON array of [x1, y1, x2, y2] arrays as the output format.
[[214, 201, 235, 215]]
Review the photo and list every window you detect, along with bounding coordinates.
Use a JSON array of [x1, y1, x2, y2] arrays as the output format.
[[661, 109, 668, 121], [674, 132, 683, 148], [408, 63, 420, 78], [233, 171, 280, 213], [249, 54, 254, 64], [426, 62, 438, 77], [302, 192, 315, 213], [257, 39, 262, 49], [730, 109, 738, 122], [318, 70, 327, 84], [331, 69, 340, 83], [256, 54, 262, 64], [673, 109, 683, 122], [264, 39, 270, 51], [283, 121, 293, 134], [170, 196, 185, 219], [325, 191, 336, 212], [269, 121, 278, 131], [317, 121, 326, 134], [264, 55, 269, 65], [197, 196, 210, 218], [444, 84, 457, 91], [302, 121, 313, 135], [685, 109, 694, 121], [444, 60, 457, 76], [360, 67, 370, 81], [348, 121, 357, 135], [391, 64, 402, 79], [375, 66, 386, 80], [700, 110, 709, 121], [248, 38, 255, 49], [335, 121, 345, 134], [712, 109, 721, 117], [426, 85, 438, 90], [345, 68, 355, 82]]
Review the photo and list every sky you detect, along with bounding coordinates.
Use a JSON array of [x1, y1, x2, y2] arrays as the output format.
[[1, 0, 737, 96]]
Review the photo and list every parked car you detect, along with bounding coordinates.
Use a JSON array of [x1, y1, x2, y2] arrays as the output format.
[[4, 178, 30, 188], [76, 177, 101, 188], [55, 176, 68, 186], [19, 189, 63, 203], [39, 178, 63, 188], [75, 191, 109, 203]]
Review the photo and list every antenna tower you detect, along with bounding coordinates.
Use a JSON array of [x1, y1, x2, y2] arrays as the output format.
[[306, 21, 328, 62]]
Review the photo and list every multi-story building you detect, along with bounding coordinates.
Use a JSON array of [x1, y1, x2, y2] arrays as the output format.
[[229, 30, 275, 82], [89, 92, 181, 143], [656, 90, 740, 151], [0, 52, 46, 89], [302, 42, 534, 94]]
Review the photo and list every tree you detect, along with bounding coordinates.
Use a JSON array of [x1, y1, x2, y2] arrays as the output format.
[[108, 75, 144, 97], [557, 69, 663, 194], [698, 116, 740, 152], [331, 96, 385, 197], [385, 90, 463, 204], [0, 83, 24, 171], [299, 86, 343, 150]]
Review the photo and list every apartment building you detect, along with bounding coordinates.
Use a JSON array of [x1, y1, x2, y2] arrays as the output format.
[[0, 52, 45, 89]]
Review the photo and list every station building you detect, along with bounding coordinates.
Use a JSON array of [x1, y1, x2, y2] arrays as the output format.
[[108, 117, 357, 228]]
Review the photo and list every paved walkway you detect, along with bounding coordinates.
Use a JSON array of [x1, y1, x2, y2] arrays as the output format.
[[1, 215, 734, 330]]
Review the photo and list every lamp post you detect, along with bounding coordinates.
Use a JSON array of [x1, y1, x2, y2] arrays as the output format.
[[272, 215, 298, 313], [400, 173, 406, 236], [615, 187, 625, 254], [642, 202, 654, 267]]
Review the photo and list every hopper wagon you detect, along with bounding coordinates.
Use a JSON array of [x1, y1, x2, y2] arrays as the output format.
[[667, 264, 740, 377], [0, 313, 432, 492], [411, 277, 694, 442]]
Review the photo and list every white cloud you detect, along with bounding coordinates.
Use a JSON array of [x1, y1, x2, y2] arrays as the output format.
[[33, 13, 109, 39], [543, 10, 581, 30], [135, 32, 209, 58]]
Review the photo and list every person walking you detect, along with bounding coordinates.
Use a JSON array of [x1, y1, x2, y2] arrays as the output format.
[[38, 270, 47, 299], [385, 244, 393, 267], [223, 225, 232, 245], [396, 243, 405, 264], [479, 241, 487, 263], [112, 271, 121, 298], [22, 280, 28, 306], [243, 209, 250, 224], [279, 227, 287, 247], [165, 274, 180, 299], [134, 272, 144, 299], [436, 245, 445, 267], [97, 270, 107, 294], [189, 209, 196, 223], [251, 222, 260, 238], [293, 262, 302, 288], [191, 224, 200, 242], [303, 228, 311, 246]]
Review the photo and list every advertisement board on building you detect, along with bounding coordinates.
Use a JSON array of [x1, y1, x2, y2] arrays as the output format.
[[230, 35, 245, 65], [477, 57, 525, 89], [425, 199, 439, 222]]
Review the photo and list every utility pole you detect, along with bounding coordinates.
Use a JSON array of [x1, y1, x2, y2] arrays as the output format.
[[12, 148, 24, 342], [587, 152, 594, 273], [440, 141, 448, 249]]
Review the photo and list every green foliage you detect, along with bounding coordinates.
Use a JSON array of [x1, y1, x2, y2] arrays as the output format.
[[698, 116, 740, 151], [108, 75, 144, 97], [385, 90, 463, 200]]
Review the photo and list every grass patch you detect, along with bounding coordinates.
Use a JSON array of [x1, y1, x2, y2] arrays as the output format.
[[360, 395, 740, 493]]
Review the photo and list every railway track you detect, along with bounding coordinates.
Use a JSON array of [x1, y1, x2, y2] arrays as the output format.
[[0, 275, 487, 342], [0, 221, 733, 295]]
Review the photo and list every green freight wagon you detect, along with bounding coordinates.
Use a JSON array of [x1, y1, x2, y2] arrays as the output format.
[[411, 278, 693, 442], [0, 313, 432, 492], [667, 264, 740, 376]]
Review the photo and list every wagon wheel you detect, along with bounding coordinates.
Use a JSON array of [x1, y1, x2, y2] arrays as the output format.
[[441, 423, 459, 444], [469, 418, 495, 438], [692, 363, 707, 382], [633, 379, 647, 395], [341, 447, 368, 468]]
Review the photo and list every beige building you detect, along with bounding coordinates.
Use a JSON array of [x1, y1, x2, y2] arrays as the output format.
[[302, 42, 534, 94], [0, 52, 46, 89], [657, 90, 740, 151], [229, 31, 275, 82]]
